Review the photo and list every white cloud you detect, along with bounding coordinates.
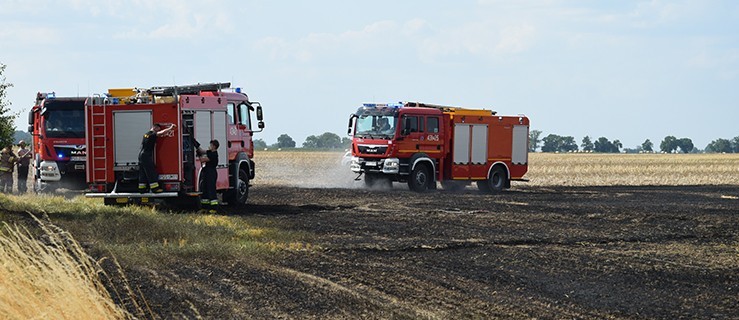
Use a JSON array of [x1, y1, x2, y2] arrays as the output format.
[[256, 17, 538, 65]]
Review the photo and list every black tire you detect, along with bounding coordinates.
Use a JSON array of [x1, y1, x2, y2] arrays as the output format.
[[364, 173, 377, 187], [408, 163, 431, 192], [441, 180, 468, 192], [225, 169, 249, 207], [478, 166, 507, 194]]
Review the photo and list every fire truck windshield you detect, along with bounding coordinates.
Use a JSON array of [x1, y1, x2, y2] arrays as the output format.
[[44, 109, 85, 138], [355, 115, 397, 139]]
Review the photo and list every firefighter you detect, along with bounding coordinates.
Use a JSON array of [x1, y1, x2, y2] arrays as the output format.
[[0, 146, 17, 193], [138, 123, 176, 193], [198, 140, 219, 212], [376, 117, 392, 134], [16, 140, 32, 193]]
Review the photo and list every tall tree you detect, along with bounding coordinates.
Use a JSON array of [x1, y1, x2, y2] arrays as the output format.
[[541, 134, 561, 152], [303, 132, 343, 149], [561, 136, 578, 152], [253, 138, 267, 149], [276, 134, 296, 148], [581, 136, 594, 152], [660, 136, 678, 153], [302, 135, 320, 148], [612, 139, 622, 152], [0, 63, 16, 148], [732, 136, 739, 153], [594, 137, 611, 153], [705, 138, 731, 153], [641, 139, 654, 152], [529, 129, 542, 152], [677, 138, 694, 153], [541, 134, 578, 152]]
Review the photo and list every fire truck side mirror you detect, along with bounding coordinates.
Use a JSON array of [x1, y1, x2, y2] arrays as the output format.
[[256, 106, 264, 121], [27, 125, 33, 133], [347, 115, 354, 136], [258, 121, 265, 129]]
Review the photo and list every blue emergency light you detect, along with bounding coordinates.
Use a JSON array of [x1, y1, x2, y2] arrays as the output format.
[[363, 102, 403, 108], [235, 87, 242, 93]]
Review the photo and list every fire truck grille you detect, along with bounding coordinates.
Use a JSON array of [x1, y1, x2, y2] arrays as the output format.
[[357, 145, 388, 154], [53, 146, 87, 161]]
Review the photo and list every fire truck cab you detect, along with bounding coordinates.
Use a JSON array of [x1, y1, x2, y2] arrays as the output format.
[[348, 102, 529, 192], [27, 93, 88, 192], [85, 83, 264, 206]]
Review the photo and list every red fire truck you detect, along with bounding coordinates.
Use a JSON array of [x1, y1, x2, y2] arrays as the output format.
[[27, 93, 88, 192], [84, 83, 264, 206], [348, 102, 529, 192]]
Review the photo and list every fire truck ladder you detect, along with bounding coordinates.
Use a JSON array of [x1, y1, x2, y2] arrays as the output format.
[[406, 101, 497, 115], [148, 82, 231, 96], [89, 100, 108, 183]]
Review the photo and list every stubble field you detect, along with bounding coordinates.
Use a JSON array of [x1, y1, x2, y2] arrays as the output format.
[[1, 151, 737, 319]]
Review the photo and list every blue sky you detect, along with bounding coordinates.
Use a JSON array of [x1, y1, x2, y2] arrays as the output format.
[[1, 0, 737, 149]]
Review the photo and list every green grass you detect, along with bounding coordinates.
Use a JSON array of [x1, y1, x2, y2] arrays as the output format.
[[0, 194, 313, 267]]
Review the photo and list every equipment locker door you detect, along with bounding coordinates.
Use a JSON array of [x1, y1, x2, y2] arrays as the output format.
[[451, 123, 488, 180]]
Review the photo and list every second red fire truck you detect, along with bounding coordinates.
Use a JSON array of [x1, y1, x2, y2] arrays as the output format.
[[348, 102, 529, 192], [27, 93, 88, 192], [84, 83, 264, 206]]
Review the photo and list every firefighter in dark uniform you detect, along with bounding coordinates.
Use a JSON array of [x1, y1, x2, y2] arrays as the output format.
[[16, 140, 32, 193], [138, 123, 176, 193], [198, 140, 220, 211], [0, 146, 17, 193]]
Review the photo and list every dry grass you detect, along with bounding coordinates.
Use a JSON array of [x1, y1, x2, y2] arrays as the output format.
[[0, 194, 311, 266], [254, 150, 361, 188], [527, 153, 739, 186], [0, 216, 140, 320], [255, 151, 739, 187]]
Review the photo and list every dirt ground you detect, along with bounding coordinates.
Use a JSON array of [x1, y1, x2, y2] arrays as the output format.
[[117, 184, 738, 319]]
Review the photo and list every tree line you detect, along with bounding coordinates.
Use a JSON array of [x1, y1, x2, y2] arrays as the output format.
[[529, 130, 739, 153]]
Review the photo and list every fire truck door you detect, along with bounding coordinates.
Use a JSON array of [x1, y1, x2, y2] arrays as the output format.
[[512, 125, 528, 165], [451, 123, 488, 179], [113, 111, 152, 167], [194, 110, 229, 188], [419, 116, 442, 156]]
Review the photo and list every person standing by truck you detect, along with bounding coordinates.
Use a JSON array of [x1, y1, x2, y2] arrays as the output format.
[[0, 146, 17, 193], [198, 140, 220, 212], [138, 123, 176, 193], [16, 140, 32, 193]]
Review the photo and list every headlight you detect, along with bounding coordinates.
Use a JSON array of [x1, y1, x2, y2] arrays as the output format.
[[382, 158, 400, 174], [42, 165, 55, 172]]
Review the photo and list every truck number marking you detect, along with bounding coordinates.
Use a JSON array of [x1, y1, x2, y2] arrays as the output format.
[[427, 134, 440, 141]]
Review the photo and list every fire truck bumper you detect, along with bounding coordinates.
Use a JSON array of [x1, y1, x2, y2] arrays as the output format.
[[351, 157, 400, 174], [86, 192, 179, 198], [86, 192, 181, 205]]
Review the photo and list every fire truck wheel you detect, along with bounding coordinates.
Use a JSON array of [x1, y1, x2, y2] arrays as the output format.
[[363, 173, 376, 187], [408, 163, 431, 192], [225, 169, 249, 206], [478, 166, 506, 194]]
